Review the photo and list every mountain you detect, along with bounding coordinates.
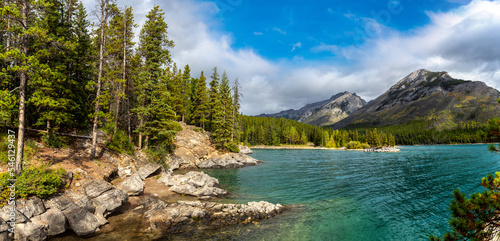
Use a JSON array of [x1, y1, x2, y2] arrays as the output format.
[[258, 91, 366, 126], [332, 69, 500, 129]]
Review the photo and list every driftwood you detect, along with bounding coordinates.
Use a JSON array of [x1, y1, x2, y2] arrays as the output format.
[[5, 126, 92, 139]]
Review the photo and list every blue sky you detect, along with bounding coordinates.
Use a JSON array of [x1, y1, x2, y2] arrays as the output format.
[[83, 0, 500, 115], [218, 0, 469, 61]]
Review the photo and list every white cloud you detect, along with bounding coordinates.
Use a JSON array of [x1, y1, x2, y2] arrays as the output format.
[[82, 0, 500, 116], [291, 42, 302, 52], [253, 32, 263, 35], [273, 27, 287, 35]]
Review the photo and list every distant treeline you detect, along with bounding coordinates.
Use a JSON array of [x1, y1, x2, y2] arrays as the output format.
[[240, 116, 498, 147]]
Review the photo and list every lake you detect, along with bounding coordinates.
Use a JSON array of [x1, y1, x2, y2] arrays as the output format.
[[200, 145, 500, 241]]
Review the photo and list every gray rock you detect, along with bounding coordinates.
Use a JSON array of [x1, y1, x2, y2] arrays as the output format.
[[43, 194, 75, 211], [117, 166, 133, 178], [92, 188, 128, 218], [31, 208, 66, 236], [161, 171, 227, 198], [117, 174, 144, 196], [137, 163, 162, 180], [198, 153, 261, 169], [16, 197, 45, 218], [62, 205, 99, 236], [0, 206, 28, 224], [14, 221, 47, 241], [238, 145, 253, 154], [82, 179, 114, 198]]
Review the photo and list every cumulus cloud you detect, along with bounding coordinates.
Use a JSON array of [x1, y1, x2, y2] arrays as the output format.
[[82, 0, 500, 116]]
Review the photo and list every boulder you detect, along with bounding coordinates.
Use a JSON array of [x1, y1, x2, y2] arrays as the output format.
[[238, 145, 253, 154], [92, 188, 128, 218], [31, 208, 66, 236], [62, 205, 99, 236], [16, 197, 45, 219], [14, 221, 47, 241], [0, 206, 28, 224], [137, 163, 162, 180], [82, 179, 114, 198], [43, 194, 75, 211], [116, 174, 144, 196], [197, 153, 262, 169], [160, 171, 227, 198]]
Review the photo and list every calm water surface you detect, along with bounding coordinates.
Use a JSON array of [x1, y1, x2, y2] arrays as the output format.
[[200, 145, 500, 241]]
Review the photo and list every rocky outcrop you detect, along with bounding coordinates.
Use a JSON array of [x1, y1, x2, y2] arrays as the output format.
[[238, 145, 253, 154], [137, 163, 162, 180], [363, 147, 400, 152], [116, 174, 144, 196], [2, 177, 129, 240], [258, 91, 366, 126], [142, 198, 286, 235], [158, 171, 227, 198], [197, 153, 261, 169], [167, 123, 262, 170], [169, 123, 219, 169]]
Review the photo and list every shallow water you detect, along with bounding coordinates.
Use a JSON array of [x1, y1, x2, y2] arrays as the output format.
[[200, 145, 500, 240]]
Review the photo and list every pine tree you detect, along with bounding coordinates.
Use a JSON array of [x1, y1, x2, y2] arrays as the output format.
[[208, 67, 220, 132], [208, 68, 224, 145], [0, 0, 43, 174], [190, 71, 208, 129], [232, 78, 242, 142], [105, 5, 136, 132], [29, 0, 81, 135], [90, 0, 115, 159], [218, 71, 233, 145], [135, 5, 174, 149], [180, 64, 192, 123]]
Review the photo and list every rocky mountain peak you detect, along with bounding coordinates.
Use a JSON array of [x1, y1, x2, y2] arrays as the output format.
[[332, 69, 500, 129], [258, 91, 366, 126]]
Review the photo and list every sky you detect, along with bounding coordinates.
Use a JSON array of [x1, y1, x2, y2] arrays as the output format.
[[82, 0, 500, 115]]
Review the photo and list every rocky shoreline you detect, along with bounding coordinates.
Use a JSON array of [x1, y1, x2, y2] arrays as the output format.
[[0, 123, 286, 240]]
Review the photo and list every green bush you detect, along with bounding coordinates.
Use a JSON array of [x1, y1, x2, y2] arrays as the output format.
[[106, 129, 134, 155], [145, 146, 170, 169], [0, 164, 66, 203], [346, 141, 364, 149], [224, 141, 240, 153]]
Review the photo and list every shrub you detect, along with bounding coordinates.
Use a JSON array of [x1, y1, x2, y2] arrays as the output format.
[[145, 146, 170, 169], [105, 129, 134, 155], [224, 141, 240, 153], [346, 141, 364, 149], [0, 164, 66, 205]]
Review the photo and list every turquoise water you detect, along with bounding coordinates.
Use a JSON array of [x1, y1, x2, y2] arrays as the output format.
[[202, 145, 500, 241]]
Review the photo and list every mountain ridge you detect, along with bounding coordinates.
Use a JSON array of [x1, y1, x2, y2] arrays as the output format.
[[332, 69, 500, 129], [257, 91, 366, 126]]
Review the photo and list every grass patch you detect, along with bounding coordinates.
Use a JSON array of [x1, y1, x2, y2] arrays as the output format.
[[0, 134, 39, 165], [0, 164, 66, 205]]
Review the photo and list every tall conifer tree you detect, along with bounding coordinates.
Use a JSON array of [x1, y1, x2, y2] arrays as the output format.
[[135, 5, 174, 149]]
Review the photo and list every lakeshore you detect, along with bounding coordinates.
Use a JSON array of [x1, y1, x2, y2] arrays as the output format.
[[1, 124, 287, 241]]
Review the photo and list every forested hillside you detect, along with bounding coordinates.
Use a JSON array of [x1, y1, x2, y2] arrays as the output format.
[[0, 0, 242, 174]]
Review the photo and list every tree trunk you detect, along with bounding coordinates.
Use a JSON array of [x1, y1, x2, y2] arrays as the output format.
[[138, 118, 143, 149], [15, 0, 28, 176], [115, 14, 127, 134], [144, 135, 149, 149], [90, 0, 107, 160]]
